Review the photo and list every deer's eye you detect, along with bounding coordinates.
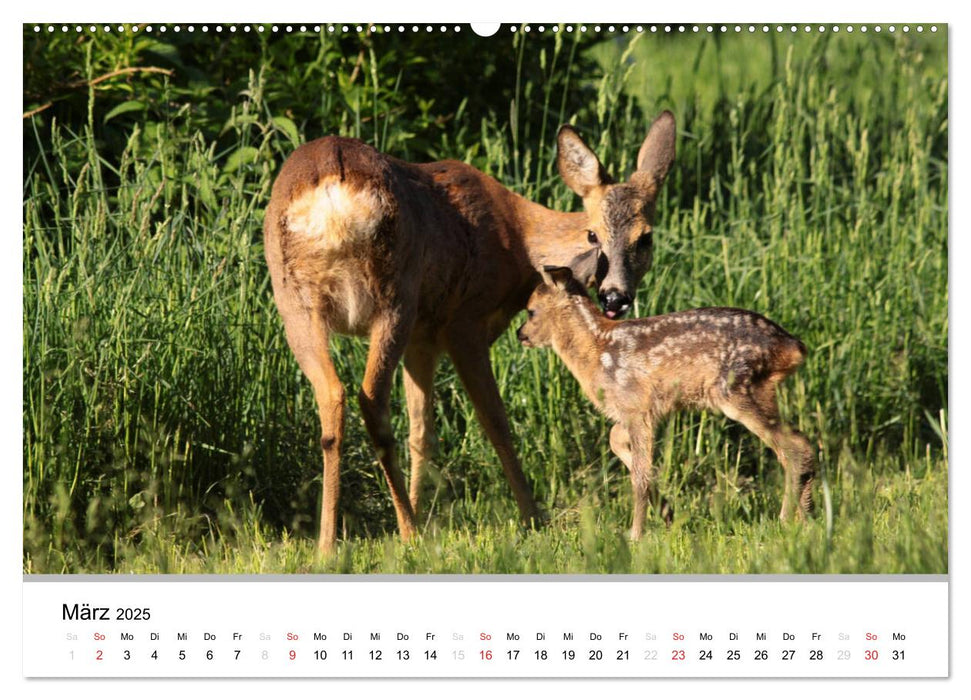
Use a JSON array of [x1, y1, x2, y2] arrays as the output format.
[[587, 230, 599, 244]]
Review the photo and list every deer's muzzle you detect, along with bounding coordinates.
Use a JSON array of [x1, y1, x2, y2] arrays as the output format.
[[516, 324, 533, 347], [599, 289, 632, 319]]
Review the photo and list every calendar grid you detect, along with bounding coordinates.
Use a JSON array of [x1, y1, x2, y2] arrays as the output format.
[[23, 579, 948, 678]]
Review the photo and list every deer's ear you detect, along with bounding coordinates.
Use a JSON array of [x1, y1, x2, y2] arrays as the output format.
[[568, 247, 600, 285], [557, 125, 608, 198], [635, 111, 676, 188], [541, 265, 576, 291]]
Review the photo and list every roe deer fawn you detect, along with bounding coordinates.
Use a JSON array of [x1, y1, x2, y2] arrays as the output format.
[[517, 267, 815, 539], [263, 113, 676, 552]]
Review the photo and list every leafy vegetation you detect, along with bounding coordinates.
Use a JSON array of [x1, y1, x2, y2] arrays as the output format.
[[23, 25, 947, 573]]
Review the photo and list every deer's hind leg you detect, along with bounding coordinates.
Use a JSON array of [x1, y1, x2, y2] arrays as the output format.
[[279, 307, 346, 553], [720, 378, 815, 522]]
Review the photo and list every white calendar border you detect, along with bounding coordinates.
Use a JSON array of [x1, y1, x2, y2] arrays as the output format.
[[7, 0, 962, 696]]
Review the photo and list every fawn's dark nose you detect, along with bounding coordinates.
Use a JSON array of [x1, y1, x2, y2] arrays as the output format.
[[599, 289, 631, 319], [516, 324, 531, 346]]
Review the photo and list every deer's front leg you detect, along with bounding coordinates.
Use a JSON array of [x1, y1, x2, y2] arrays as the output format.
[[359, 312, 419, 541], [403, 344, 439, 518], [609, 423, 633, 469], [446, 326, 541, 526], [622, 420, 657, 540]]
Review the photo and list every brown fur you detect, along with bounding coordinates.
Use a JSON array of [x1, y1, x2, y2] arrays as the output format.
[[264, 114, 676, 552], [518, 269, 815, 539], [556, 112, 676, 317]]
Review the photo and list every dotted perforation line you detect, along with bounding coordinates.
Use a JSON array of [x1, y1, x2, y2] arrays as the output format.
[[30, 24, 464, 34], [31, 23, 941, 35], [511, 24, 938, 34]]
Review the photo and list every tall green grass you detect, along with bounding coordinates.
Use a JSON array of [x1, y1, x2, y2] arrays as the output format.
[[23, 27, 947, 573]]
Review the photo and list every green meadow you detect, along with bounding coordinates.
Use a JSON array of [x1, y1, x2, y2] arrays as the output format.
[[23, 25, 947, 573]]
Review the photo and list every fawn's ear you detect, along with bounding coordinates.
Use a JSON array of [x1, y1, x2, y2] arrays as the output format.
[[541, 265, 576, 291], [557, 125, 609, 198], [633, 111, 676, 190]]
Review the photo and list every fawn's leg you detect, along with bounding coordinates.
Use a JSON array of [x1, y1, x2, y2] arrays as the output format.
[[446, 326, 541, 526], [622, 420, 657, 540], [611, 423, 670, 530], [358, 312, 419, 541], [609, 423, 633, 468], [792, 433, 815, 517], [759, 383, 814, 521], [403, 344, 439, 517], [775, 421, 815, 520], [281, 309, 345, 553], [721, 383, 815, 522]]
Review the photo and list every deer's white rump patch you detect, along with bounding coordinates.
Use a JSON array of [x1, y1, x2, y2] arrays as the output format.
[[286, 178, 389, 249]]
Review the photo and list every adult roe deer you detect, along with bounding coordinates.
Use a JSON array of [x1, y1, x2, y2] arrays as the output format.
[[517, 267, 815, 539], [263, 112, 676, 551]]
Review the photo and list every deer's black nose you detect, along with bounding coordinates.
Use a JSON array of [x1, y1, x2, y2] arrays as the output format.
[[599, 289, 631, 319]]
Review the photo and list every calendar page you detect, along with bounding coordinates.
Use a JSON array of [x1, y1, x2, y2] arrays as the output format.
[[20, 6, 950, 687]]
